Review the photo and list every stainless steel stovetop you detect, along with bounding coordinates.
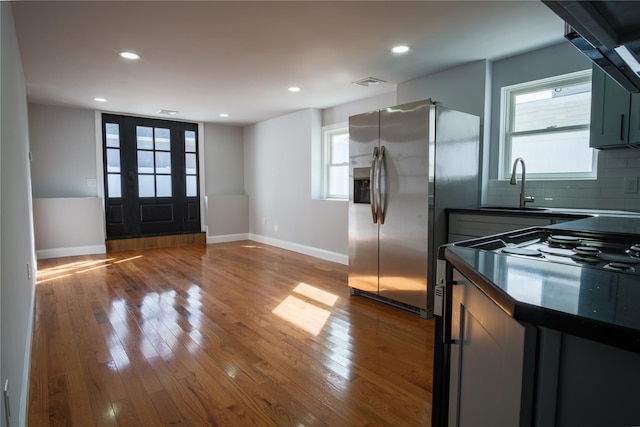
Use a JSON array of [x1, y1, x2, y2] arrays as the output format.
[[454, 227, 640, 275]]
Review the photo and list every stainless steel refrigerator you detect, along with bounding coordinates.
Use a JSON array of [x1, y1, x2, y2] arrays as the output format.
[[348, 99, 480, 318]]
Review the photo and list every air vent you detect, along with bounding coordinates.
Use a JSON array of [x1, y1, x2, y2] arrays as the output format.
[[158, 109, 178, 115], [353, 77, 387, 87]]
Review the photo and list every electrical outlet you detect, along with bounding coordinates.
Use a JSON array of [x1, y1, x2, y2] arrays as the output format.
[[624, 176, 638, 194]]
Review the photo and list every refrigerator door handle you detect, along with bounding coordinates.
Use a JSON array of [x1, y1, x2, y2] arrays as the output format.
[[378, 145, 386, 224], [370, 146, 379, 224]]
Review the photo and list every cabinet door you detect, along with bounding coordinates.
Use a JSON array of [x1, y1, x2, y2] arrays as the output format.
[[590, 67, 631, 148], [629, 92, 640, 145], [449, 270, 534, 427]]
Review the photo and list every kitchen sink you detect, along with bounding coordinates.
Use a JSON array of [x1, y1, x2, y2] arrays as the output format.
[[481, 206, 549, 212]]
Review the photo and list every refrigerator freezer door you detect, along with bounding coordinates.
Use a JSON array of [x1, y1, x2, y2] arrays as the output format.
[[348, 110, 380, 294], [378, 101, 431, 310]]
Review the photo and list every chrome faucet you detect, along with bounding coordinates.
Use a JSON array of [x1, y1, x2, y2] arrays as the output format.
[[510, 157, 534, 208]]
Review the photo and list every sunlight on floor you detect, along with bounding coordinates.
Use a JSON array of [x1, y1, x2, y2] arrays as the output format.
[[36, 255, 143, 284], [272, 282, 339, 335]]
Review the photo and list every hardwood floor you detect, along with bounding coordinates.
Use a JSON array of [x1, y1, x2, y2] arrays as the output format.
[[28, 241, 434, 426]]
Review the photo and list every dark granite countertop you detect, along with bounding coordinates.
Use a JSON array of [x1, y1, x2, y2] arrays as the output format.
[[441, 229, 640, 354], [448, 206, 640, 219]]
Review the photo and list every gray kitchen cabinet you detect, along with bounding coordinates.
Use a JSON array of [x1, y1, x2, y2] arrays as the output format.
[[449, 269, 535, 427], [448, 213, 551, 242], [590, 66, 640, 148]]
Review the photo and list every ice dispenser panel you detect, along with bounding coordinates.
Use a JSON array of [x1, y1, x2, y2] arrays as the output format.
[[353, 167, 371, 204]]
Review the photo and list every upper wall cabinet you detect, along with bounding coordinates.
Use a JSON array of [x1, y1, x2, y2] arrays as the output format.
[[590, 67, 640, 149]]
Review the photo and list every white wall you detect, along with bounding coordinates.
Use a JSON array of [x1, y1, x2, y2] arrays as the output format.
[[244, 109, 348, 263], [322, 91, 397, 127], [33, 198, 105, 259], [202, 122, 249, 241], [1, 4, 37, 426]]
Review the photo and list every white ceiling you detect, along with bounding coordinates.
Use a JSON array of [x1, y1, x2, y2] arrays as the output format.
[[11, 1, 566, 126]]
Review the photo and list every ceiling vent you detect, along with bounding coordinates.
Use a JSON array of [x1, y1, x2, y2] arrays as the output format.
[[353, 77, 387, 87], [158, 109, 179, 115]]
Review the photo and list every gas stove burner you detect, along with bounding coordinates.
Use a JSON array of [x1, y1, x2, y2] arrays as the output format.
[[501, 247, 544, 257], [628, 245, 640, 257], [573, 246, 600, 257], [604, 262, 635, 272], [548, 235, 581, 248]]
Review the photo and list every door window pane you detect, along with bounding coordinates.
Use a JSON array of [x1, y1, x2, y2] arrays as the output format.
[[137, 151, 154, 173], [155, 152, 172, 173], [107, 174, 122, 198], [106, 123, 120, 147], [155, 128, 171, 151], [185, 153, 197, 175], [156, 175, 172, 197], [138, 175, 155, 197], [106, 148, 121, 172], [136, 126, 154, 149], [186, 175, 197, 197], [185, 130, 196, 152]]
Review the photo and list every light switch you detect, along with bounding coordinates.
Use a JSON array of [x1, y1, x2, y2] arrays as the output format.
[[624, 176, 638, 194]]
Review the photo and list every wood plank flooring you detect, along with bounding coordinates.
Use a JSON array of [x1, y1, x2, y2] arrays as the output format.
[[28, 241, 434, 426]]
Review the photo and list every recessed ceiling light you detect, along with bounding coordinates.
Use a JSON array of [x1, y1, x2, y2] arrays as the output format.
[[219, 113, 229, 118], [119, 51, 140, 60], [392, 45, 410, 54], [94, 97, 107, 102], [288, 87, 301, 92]]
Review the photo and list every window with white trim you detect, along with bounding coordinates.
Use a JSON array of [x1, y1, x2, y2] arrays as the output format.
[[500, 70, 596, 180], [323, 127, 349, 199]]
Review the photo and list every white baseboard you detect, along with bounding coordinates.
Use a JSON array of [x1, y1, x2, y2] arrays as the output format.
[[248, 233, 348, 265], [206, 233, 250, 244], [36, 244, 106, 260], [20, 283, 36, 426]]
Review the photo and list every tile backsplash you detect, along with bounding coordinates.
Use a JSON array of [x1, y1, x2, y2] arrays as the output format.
[[484, 149, 640, 212]]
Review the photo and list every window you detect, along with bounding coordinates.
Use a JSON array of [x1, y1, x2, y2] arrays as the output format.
[[500, 70, 595, 180], [323, 126, 349, 199]]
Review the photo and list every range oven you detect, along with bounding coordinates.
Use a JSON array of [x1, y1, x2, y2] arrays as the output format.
[[431, 216, 640, 426]]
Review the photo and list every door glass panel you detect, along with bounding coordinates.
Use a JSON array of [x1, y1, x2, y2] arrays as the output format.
[[156, 175, 172, 197], [155, 152, 172, 173], [106, 148, 121, 172], [136, 126, 154, 149], [106, 123, 120, 147], [185, 153, 197, 175], [137, 151, 154, 173], [107, 174, 122, 198], [186, 175, 197, 197], [185, 130, 196, 152], [138, 175, 155, 197], [155, 128, 171, 151]]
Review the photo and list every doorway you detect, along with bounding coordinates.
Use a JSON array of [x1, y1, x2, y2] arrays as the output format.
[[102, 114, 200, 239]]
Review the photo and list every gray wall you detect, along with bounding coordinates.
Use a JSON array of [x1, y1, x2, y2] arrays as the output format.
[[203, 122, 244, 195], [484, 43, 640, 211], [244, 109, 348, 261], [487, 42, 592, 180], [1, 4, 37, 426], [29, 104, 97, 198]]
